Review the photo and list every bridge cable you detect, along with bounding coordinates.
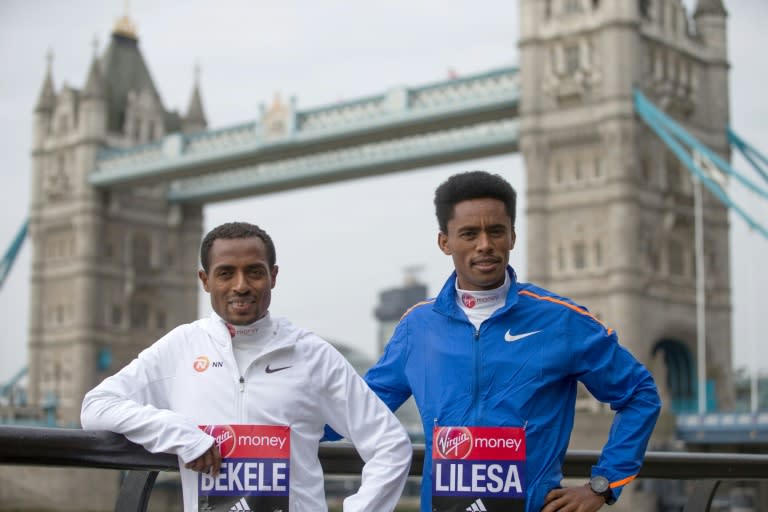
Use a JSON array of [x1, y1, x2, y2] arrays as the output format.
[[0, 220, 28, 291], [633, 88, 768, 240]]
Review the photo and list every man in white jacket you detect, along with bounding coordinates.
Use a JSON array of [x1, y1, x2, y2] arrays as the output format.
[[81, 222, 412, 512]]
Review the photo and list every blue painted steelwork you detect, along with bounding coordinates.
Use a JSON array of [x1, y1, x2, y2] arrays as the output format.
[[89, 66, 520, 201], [677, 412, 768, 444], [0, 366, 27, 400], [0, 220, 28, 290], [727, 126, 768, 185], [633, 88, 768, 239]]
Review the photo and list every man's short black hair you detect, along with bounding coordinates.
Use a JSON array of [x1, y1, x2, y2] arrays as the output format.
[[200, 222, 276, 273], [434, 170, 517, 233]]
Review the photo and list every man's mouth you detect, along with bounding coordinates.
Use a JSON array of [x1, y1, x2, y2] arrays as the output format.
[[228, 297, 256, 310], [472, 258, 500, 269]]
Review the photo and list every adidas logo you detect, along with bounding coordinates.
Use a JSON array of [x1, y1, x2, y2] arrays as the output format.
[[465, 498, 487, 511], [228, 497, 252, 511]]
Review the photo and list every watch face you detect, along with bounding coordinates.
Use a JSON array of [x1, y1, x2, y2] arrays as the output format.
[[590, 476, 610, 494]]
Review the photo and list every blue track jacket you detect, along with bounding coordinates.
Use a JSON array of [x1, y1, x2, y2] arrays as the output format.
[[365, 267, 661, 511]]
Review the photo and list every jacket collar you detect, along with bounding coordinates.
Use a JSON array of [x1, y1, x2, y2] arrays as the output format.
[[433, 266, 520, 320], [203, 311, 303, 354]]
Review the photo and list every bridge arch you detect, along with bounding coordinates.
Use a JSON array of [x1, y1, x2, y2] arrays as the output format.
[[653, 338, 696, 414]]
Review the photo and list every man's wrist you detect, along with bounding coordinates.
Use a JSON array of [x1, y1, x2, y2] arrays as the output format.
[[587, 476, 616, 505]]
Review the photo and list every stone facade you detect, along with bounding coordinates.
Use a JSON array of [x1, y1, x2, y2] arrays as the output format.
[[27, 23, 206, 425], [518, 0, 733, 418]]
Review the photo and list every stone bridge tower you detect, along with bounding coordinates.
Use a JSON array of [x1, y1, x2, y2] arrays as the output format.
[[28, 16, 206, 424], [518, 0, 733, 416]]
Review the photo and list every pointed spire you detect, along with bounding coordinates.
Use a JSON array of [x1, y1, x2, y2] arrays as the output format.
[[82, 36, 105, 100], [113, 0, 138, 40], [694, 0, 727, 17], [184, 63, 207, 131], [35, 49, 56, 113]]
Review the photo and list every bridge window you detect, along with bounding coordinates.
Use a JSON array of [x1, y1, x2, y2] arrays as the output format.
[[564, 45, 580, 74], [109, 304, 122, 327], [554, 163, 563, 184], [544, 0, 552, 19], [557, 245, 566, 271], [574, 160, 582, 182], [594, 157, 603, 179], [572, 241, 586, 270], [639, 0, 651, 20], [156, 310, 167, 330], [564, 0, 582, 14], [668, 239, 685, 276], [132, 232, 152, 270], [594, 239, 603, 267], [130, 301, 149, 329]]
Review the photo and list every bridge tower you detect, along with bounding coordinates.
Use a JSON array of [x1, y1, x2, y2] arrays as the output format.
[[27, 16, 205, 424], [518, 0, 733, 414]]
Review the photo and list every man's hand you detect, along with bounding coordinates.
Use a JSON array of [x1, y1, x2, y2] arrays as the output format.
[[184, 443, 222, 476], [541, 484, 607, 512]]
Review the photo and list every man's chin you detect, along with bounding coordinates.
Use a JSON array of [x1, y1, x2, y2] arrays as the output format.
[[225, 312, 261, 326]]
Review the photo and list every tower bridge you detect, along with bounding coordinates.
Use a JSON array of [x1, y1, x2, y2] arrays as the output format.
[[90, 66, 520, 202], [4, 0, 765, 449]]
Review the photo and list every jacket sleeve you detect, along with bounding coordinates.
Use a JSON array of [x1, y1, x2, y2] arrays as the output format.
[[80, 328, 213, 463], [363, 318, 413, 412], [321, 318, 413, 442], [575, 320, 662, 502], [320, 344, 412, 512]]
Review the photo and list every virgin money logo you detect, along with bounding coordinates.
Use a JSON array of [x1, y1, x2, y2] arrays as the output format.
[[202, 424, 236, 458], [435, 427, 473, 459], [461, 293, 477, 309], [193, 355, 210, 372]]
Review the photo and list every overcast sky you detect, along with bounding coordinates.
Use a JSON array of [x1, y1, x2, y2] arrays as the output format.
[[0, 0, 766, 385]]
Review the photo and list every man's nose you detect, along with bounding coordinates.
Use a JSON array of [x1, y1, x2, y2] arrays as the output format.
[[232, 271, 249, 292], [476, 232, 492, 251]]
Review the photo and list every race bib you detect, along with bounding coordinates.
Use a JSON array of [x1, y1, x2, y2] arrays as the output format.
[[197, 424, 290, 512], [432, 426, 526, 512]]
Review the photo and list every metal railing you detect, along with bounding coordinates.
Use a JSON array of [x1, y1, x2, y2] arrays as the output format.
[[1, 425, 767, 512]]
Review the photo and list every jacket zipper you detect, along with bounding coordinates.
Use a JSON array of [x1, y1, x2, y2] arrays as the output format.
[[238, 376, 246, 422], [473, 327, 481, 424]]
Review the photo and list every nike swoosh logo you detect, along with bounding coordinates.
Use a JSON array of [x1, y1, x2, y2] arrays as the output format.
[[265, 364, 292, 374], [504, 330, 541, 342]]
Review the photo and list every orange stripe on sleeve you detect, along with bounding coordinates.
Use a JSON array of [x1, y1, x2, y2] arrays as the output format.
[[610, 474, 637, 488], [399, 300, 434, 321], [518, 289, 614, 335]]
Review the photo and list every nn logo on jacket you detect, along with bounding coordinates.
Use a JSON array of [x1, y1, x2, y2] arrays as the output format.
[[193, 356, 224, 372]]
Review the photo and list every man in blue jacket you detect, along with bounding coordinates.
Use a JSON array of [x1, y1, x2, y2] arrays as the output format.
[[364, 170, 661, 512]]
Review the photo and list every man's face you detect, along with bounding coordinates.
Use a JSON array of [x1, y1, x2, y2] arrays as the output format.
[[438, 198, 515, 291], [198, 237, 277, 325]]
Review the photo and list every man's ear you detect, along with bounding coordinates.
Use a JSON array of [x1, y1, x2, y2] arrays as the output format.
[[510, 227, 516, 251], [198, 269, 210, 292], [270, 265, 279, 289], [438, 232, 451, 255]]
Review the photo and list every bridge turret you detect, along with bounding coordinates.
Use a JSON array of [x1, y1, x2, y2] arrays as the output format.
[[694, 0, 728, 58], [79, 44, 107, 142], [32, 51, 55, 152], [182, 64, 207, 134]]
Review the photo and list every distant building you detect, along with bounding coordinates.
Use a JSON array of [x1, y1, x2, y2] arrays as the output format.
[[373, 266, 428, 356]]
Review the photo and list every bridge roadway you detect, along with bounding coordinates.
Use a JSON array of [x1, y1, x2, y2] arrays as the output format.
[[90, 66, 520, 203]]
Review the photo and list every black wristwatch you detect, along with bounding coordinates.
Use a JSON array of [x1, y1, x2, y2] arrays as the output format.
[[588, 476, 615, 504]]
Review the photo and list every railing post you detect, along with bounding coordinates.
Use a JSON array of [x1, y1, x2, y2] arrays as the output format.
[[683, 479, 721, 512], [114, 470, 159, 512]]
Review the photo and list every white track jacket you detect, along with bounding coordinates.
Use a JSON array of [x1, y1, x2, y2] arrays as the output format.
[[81, 313, 412, 511]]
